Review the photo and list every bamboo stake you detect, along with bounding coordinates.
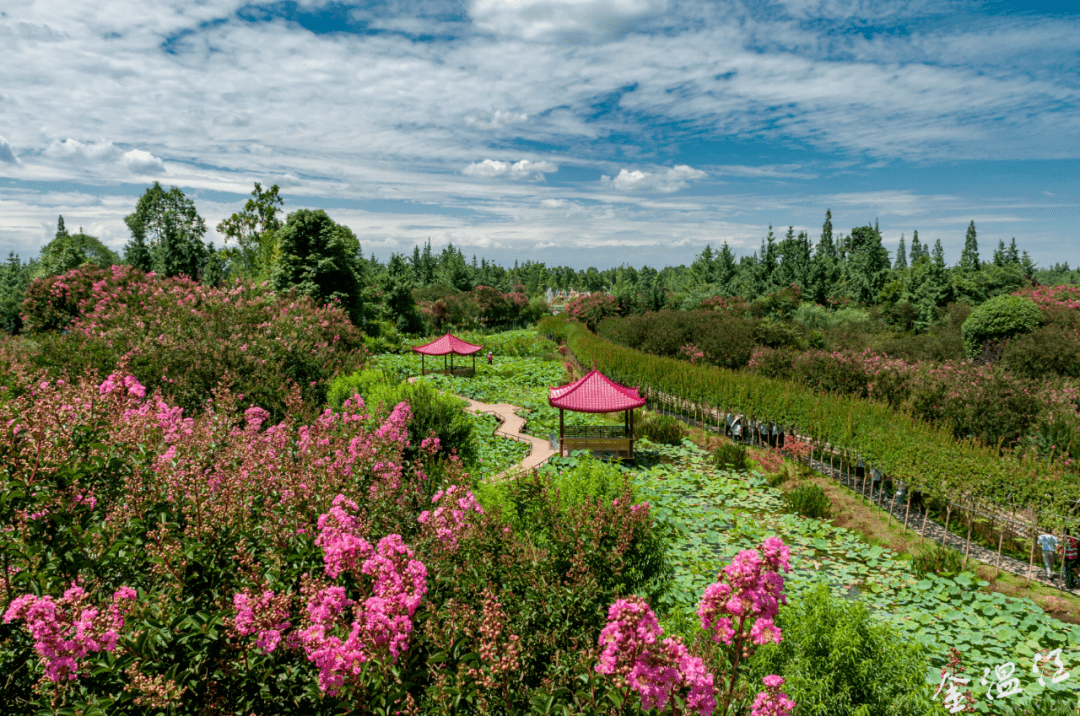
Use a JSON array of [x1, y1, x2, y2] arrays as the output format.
[[1027, 530, 1036, 586], [942, 505, 952, 547], [903, 491, 913, 535], [995, 526, 1004, 579], [888, 480, 898, 525], [963, 497, 975, 570], [921, 499, 930, 538]]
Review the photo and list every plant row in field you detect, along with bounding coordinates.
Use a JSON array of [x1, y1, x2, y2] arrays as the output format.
[[540, 318, 1080, 527]]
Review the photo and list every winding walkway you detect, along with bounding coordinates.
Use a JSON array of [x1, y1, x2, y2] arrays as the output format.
[[407, 376, 557, 481]]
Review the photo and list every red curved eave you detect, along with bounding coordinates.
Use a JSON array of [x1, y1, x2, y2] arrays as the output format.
[[412, 333, 484, 356], [549, 369, 646, 413]]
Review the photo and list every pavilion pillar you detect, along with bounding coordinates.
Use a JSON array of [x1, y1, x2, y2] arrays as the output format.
[[559, 408, 565, 457], [421, 354, 425, 376]]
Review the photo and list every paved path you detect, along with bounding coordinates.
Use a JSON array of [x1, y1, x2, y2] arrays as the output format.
[[408, 377, 557, 481]]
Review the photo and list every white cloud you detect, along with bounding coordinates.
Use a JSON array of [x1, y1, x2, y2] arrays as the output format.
[[469, 0, 668, 40], [122, 149, 165, 175], [463, 159, 558, 180], [0, 135, 18, 164], [540, 198, 568, 208], [464, 109, 529, 129], [602, 164, 707, 192], [44, 138, 121, 163]]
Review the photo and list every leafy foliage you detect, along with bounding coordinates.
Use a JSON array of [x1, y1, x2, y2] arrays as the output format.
[[961, 293, 1042, 358], [781, 484, 831, 520], [18, 264, 365, 421], [748, 584, 933, 716]]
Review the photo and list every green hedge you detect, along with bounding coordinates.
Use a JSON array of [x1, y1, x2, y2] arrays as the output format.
[[539, 317, 1078, 522]]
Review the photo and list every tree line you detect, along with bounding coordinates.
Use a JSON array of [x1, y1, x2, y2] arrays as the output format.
[[1, 182, 1075, 335]]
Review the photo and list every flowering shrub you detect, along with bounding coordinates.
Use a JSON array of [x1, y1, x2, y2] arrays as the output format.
[[18, 265, 366, 421], [565, 293, 621, 331], [0, 354, 673, 713], [3, 583, 137, 683], [593, 537, 795, 716], [596, 596, 716, 715]]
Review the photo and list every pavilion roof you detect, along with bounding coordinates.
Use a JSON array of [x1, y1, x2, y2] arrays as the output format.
[[549, 369, 646, 413], [411, 333, 484, 356]]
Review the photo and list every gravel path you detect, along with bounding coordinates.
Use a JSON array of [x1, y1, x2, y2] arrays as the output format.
[[407, 376, 556, 481]]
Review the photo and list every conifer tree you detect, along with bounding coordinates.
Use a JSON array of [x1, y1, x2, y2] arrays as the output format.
[[959, 220, 980, 272], [894, 234, 907, 269], [909, 230, 924, 262]]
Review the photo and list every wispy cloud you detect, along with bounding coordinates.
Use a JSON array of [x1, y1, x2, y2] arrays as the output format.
[[463, 159, 558, 180], [601, 165, 707, 192], [0, 0, 1076, 266]]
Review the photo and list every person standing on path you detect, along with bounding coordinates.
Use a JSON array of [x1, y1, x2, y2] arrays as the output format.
[[1038, 531, 1060, 580], [487, 351, 493, 365], [1062, 528, 1079, 589]]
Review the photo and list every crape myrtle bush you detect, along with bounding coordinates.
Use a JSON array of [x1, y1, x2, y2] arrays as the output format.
[[0, 357, 691, 715], [600, 310, 756, 371], [746, 346, 1048, 448], [17, 265, 365, 421], [328, 369, 479, 465], [417, 284, 543, 334]]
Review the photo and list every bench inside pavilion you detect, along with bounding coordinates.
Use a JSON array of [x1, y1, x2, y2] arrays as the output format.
[[549, 369, 646, 458]]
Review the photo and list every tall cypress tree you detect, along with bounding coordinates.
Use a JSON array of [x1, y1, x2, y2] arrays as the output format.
[[932, 239, 946, 269], [894, 234, 908, 269], [959, 220, 980, 272], [909, 230, 924, 262]]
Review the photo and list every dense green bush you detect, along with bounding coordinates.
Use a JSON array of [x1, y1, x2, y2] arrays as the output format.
[[365, 379, 478, 464], [911, 544, 963, 577], [782, 484, 832, 519], [961, 293, 1041, 358], [476, 454, 672, 605], [600, 310, 756, 369], [635, 411, 685, 445], [749, 584, 933, 716], [714, 443, 748, 471], [1003, 324, 1080, 380]]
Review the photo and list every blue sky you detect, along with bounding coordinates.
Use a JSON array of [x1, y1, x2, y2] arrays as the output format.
[[1, 0, 1078, 270]]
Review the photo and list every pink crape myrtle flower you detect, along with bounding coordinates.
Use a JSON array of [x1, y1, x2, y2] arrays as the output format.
[[301, 499, 428, 695], [3, 582, 137, 682], [596, 596, 716, 716], [233, 590, 291, 654], [417, 484, 484, 551], [698, 537, 790, 647], [751, 675, 796, 716]]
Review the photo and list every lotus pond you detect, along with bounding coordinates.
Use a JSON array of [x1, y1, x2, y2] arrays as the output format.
[[542, 441, 1080, 712], [377, 346, 1080, 711]]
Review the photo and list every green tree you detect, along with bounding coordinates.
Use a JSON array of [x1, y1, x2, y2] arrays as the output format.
[[810, 210, 840, 303], [272, 209, 363, 323], [894, 234, 907, 269], [842, 223, 891, 305], [123, 182, 209, 279], [381, 253, 423, 333], [0, 252, 34, 334], [959, 220, 980, 272], [908, 230, 925, 262], [216, 183, 284, 279], [35, 218, 120, 279]]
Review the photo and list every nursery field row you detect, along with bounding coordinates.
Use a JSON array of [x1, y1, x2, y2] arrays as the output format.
[[541, 319, 1080, 525]]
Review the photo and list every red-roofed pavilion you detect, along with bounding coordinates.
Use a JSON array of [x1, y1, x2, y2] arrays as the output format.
[[549, 369, 646, 458], [413, 333, 484, 376]]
